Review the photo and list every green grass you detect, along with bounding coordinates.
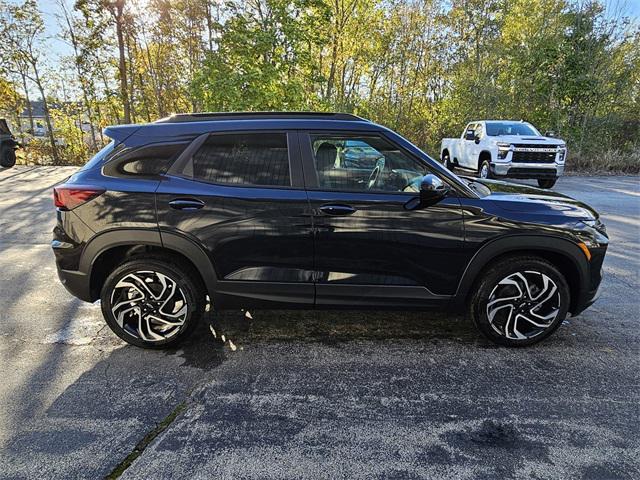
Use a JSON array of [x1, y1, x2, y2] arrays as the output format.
[[566, 148, 640, 174]]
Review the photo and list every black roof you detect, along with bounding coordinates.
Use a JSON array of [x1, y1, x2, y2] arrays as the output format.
[[155, 112, 367, 123]]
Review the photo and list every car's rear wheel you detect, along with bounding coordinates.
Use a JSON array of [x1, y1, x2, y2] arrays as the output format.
[[537, 178, 557, 189], [0, 145, 16, 168], [442, 151, 454, 170], [469, 256, 570, 346], [100, 256, 205, 348]]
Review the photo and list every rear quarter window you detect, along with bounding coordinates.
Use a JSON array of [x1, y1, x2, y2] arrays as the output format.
[[80, 141, 117, 171], [103, 142, 189, 178]]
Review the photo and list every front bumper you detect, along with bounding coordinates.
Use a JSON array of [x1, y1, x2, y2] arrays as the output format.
[[491, 161, 565, 179], [572, 245, 607, 315]]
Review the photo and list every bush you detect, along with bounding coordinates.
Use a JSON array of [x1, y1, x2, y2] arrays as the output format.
[[566, 148, 640, 174]]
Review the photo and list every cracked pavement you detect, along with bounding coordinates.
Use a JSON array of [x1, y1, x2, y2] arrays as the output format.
[[0, 167, 638, 479]]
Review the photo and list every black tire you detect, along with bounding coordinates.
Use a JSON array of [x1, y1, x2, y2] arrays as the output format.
[[537, 178, 557, 189], [0, 145, 16, 168], [479, 159, 492, 179], [468, 255, 570, 347], [442, 151, 454, 170], [100, 256, 205, 349]]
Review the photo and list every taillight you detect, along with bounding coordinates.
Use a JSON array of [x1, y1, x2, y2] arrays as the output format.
[[53, 184, 105, 210]]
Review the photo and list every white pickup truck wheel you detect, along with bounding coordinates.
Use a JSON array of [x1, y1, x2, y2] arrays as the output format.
[[442, 152, 454, 170], [537, 178, 557, 189], [479, 160, 492, 179]]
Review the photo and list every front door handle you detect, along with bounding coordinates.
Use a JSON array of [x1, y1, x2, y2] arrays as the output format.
[[318, 204, 357, 216], [169, 198, 205, 211]]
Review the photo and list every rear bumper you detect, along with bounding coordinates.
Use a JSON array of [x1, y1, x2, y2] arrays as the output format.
[[56, 267, 93, 302], [491, 162, 564, 179]]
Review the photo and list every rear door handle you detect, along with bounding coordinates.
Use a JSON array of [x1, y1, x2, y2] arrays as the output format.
[[169, 198, 205, 211], [318, 204, 357, 216]]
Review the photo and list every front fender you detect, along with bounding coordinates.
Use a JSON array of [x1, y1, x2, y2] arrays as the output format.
[[452, 234, 590, 313]]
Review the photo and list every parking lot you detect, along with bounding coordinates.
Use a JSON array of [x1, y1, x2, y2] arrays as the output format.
[[0, 167, 638, 479]]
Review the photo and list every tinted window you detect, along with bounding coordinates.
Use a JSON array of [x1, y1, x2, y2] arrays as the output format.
[[311, 135, 428, 192], [485, 122, 539, 136], [103, 142, 187, 178], [191, 133, 290, 187], [81, 141, 116, 171]]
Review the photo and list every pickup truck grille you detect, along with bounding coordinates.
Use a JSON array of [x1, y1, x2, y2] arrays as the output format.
[[512, 145, 558, 164]]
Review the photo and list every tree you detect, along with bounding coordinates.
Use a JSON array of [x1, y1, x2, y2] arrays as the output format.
[[0, 0, 60, 163]]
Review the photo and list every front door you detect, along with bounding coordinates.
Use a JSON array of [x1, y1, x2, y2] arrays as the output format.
[[156, 130, 314, 308], [299, 132, 466, 308]]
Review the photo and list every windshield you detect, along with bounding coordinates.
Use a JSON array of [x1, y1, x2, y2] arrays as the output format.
[[485, 122, 539, 136]]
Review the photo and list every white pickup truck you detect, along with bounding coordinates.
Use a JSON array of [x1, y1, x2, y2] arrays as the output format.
[[440, 120, 567, 188]]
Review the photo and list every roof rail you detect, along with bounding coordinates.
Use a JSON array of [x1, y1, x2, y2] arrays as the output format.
[[155, 111, 368, 123]]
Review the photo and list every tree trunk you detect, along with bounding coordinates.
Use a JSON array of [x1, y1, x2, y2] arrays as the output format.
[[111, 1, 131, 124], [32, 66, 60, 164], [59, 0, 98, 150], [19, 72, 35, 134]]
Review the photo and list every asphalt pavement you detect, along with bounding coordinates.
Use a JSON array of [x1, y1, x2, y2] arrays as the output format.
[[0, 167, 638, 479]]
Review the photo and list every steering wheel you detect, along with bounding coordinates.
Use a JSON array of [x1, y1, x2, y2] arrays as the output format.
[[367, 157, 386, 190]]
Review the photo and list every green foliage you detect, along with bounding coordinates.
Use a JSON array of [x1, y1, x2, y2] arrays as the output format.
[[192, 0, 328, 111], [189, 0, 639, 165], [1, 0, 637, 169]]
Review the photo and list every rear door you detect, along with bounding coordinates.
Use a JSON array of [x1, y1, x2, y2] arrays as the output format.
[[156, 130, 314, 308], [300, 131, 466, 308]]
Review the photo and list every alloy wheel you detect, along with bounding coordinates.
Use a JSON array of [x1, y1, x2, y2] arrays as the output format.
[[480, 163, 489, 178], [486, 270, 561, 340], [110, 270, 188, 342]]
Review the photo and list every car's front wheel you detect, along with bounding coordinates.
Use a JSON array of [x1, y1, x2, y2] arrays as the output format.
[[469, 256, 570, 346], [537, 178, 557, 189], [479, 159, 492, 179], [100, 256, 205, 348]]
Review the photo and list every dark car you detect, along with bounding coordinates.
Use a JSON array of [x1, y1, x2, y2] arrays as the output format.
[[52, 112, 608, 348], [0, 119, 18, 168]]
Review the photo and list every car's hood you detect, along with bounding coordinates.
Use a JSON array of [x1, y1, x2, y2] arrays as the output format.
[[470, 178, 598, 221], [493, 135, 564, 145]]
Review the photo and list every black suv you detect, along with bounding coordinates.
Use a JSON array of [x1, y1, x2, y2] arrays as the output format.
[[52, 112, 608, 348]]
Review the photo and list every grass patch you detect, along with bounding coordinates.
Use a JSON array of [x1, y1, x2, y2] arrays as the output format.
[[566, 148, 640, 174]]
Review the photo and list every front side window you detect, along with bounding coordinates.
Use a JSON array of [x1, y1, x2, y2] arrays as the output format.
[[191, 133, 290, 187], [310, 135, 428, 192]]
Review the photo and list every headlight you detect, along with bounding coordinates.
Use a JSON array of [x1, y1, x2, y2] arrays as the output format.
[[574, 219, 608, 246], [497, 142, 511, 160], [557, 145, 567, 163]]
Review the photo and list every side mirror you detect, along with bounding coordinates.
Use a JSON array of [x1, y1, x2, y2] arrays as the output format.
[[464, 130, 475, 141], [474, 134, 481, 144], [545, 131, 556, 138], [420, 174, 450, 207]]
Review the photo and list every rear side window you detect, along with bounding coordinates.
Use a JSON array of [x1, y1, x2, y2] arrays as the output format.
[[103, 142, 188, 178], [190, 133, 290, 187]]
